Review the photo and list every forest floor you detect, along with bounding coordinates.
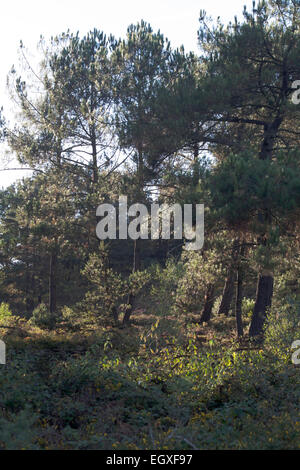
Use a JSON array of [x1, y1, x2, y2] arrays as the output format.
[[0, 310, 300, 450]]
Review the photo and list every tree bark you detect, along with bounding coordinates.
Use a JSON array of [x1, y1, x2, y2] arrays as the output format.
[[123, 293, 134, 325], [218, 271, 235, 316], [199, 283, 215, 323], [123, 240, 140, 325], [91, 124, 98, 184], [112, 306, 119, 324], [133, 239, 141, 272], [123, 147, 144, 325], [249, 271, 273, 337], [218, 239, 240, 316], [25, 261, 34, 316], [49, 251, 57, 314], [235, 243, 245, 338]]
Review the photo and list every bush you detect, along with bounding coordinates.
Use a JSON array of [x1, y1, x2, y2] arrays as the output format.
[[149, 259, 184, 316], [0, 408, 40, 450], [30, 303, 60, 330], [264, 299, 300, 361], [242, 298, 255, 321], [0, 303, 12, 321], [61, 305, 81, 328], [174, 250, 223, 317]]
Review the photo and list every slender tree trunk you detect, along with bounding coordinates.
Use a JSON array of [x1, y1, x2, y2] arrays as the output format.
[[25, 260, 34, 317], [112, 306, 119, 324], [123, 293, 134, 325], [90, 83, 98, 185], [123, 240, 140, 325], [133, 239, 141, 272], [91, 128, 98, 184], [123, 144, 144, 326], [158, 238, 168, 266], [49, 251, 57, 314], [235, 243, 245, 338], [218, 239, 240, 316], [26, 274, 35, 316], [199, 283, 215, 323], [249, 271, 273, 337], [218, 271, 235, 316]]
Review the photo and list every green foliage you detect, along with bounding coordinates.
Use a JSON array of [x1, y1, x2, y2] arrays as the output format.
[[0, 303, 12, 320], [0, 408, 40, 450], [81, 245, 151, 324], [209, 150, 300, 230], [149, 258, 184, 315], [0, 305, 300, 450], [61, 306, 79, 327], [30, 303, 60, 330], [242, 298, 255, 321], [81, 247, 125, 324], [174, 248, 224, 316], [264, 299, 300, 362]]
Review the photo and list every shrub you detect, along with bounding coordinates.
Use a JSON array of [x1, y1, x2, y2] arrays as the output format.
[[81, 248, 127, 325], [0, 303, 12, 321], [0, 408, 40, 450], [61, 305, 81, 329], [149, 259, 184, 315], [264, 299, 300, 361], [242, 298, 255, 321], [82, 247, 151, 325], [30, 303, 60, 330], [174, 249, 224, 317]]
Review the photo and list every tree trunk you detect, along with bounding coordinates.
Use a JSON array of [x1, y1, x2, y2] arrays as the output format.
[[123, 293, 134, 325], [112, 306, 119, 324], [235, 243, 245, 338], [218, 239, 239, 316], [25, 262, 34, 317], [249, 271, 273, 337], [123, 143, 144, 326], [90, 83, 98, 185], [123, 240, 140, 325], [218, 270, 235, 316], [158, 238, 168, 266], [133, 239, 141, 272], [91, 127, 98, 184], [49, 252, 57, 314], [199, 284, 215, 323]]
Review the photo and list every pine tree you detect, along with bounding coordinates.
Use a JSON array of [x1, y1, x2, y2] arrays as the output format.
[[196, 0, 300, 336]]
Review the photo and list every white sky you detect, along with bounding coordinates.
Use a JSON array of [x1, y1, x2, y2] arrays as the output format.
[[0, 0, 253, 188]]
